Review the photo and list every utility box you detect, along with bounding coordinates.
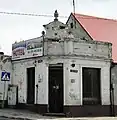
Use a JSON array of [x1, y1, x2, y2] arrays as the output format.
[[8, 85, 18, 107]]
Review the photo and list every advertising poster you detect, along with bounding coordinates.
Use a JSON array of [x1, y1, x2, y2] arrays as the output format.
[[12, 41, 26, 60], [25, 39, 43, 58]]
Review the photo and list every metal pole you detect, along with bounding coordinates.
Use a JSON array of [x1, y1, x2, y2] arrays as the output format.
[[42, 31, 45, 56], [2, 80, 6, 108], [73, 0, 76, 28], [43, 35, 44, 56], [73, 0, 75, 15]]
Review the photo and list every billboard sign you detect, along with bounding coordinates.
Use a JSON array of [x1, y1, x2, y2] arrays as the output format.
[[12, 37, 43, 60], [25, 39, 43, 58], [12, 41, 26, 60]]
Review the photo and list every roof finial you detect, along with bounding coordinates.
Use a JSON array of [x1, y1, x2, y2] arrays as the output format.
[[54, 10, 58, 21]]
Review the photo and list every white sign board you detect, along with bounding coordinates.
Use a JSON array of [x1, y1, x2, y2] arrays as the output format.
[[25, 39, 43, 58]]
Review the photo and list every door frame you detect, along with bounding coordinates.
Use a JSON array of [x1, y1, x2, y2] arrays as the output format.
[[26, 67, 35, 104], [48, 63, 64, 113], [82, 67, 101, 105]]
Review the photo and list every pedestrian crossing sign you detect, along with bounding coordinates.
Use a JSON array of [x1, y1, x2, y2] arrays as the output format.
[[1, 71, 10, 81]]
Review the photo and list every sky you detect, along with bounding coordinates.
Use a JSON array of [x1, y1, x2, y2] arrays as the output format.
[[0, 0, 117, 55]]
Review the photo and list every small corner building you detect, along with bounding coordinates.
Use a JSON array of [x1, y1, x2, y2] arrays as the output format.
[[5, 10, 117, 117]]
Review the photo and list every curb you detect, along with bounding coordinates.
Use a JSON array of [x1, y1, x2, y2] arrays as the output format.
[[0, 115, 36, 120]]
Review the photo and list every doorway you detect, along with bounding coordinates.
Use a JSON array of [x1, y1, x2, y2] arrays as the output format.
[[27, 67, 35, 104], [82, 67, 101, 105], [48, 64, 63, 113]]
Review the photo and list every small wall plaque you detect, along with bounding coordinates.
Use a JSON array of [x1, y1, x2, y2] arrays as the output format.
[[70, 69, 78, 73]]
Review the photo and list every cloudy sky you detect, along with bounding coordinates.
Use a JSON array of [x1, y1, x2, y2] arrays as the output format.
[[0, 0, 117, 55]]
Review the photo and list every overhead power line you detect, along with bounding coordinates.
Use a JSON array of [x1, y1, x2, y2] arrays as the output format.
[[0, 11, 116, 22], [0, 11, 68, 18]]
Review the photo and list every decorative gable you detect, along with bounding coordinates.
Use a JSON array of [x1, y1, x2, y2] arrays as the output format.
[[66, 13, 92, 41], [43, 10, 74, 40]]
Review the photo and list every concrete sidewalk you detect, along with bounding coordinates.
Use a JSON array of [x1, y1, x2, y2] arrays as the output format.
[[0, 108, 55, 120], [0, 108, 117, 120]]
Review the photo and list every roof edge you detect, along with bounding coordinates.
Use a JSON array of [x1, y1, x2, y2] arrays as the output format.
[[72, 12, 117, 22], [67, 13, 93, 40]]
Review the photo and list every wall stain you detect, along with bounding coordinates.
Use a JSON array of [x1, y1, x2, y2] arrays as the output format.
[[69, 92, 78, 100]]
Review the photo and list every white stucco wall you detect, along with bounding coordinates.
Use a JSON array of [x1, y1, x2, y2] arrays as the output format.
[[73, 41, 112, 59], [12, 59, 48, 104], [35, 61, 48, 104], [12, 56, 110, 106], [12, 61, 26, 103], [64, 58, 110, 106]]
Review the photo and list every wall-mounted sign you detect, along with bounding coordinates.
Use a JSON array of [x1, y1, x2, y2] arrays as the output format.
[[1, 71, 10, 81], [12, 41, 26, 60], [70, 69, 78, 73], [25, 39, 43, 58], [12, 37, 43, 60]]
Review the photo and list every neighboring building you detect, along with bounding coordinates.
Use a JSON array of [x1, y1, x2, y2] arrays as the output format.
[[11, 11, 112, 117], [66, 13, 117, 116], [0, 52, 12, 107]]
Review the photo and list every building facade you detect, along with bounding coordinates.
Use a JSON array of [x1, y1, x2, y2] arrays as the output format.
[[67, 12, 117, 116], [0, 52, 12, 107], [11, 11, 112, 117]]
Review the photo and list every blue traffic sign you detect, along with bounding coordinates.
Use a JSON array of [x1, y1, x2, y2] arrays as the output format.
[[1, 72, 10, 81]]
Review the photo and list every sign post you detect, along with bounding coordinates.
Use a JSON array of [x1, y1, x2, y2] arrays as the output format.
[[1, 71, 10, 108]]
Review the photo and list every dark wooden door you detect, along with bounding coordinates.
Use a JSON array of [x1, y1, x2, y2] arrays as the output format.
[[82, 67, 101, 105], [27, 67, 35, 104], [49, 65, 63, 113]]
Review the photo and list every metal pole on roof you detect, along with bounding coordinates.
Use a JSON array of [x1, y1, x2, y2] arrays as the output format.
[[73, 0, 76, 28], [73, 0, 75, 15]]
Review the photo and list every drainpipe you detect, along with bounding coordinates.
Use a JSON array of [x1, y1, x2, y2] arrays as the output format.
[[36, 84, 38, 104], [110, 62, 115, 116]]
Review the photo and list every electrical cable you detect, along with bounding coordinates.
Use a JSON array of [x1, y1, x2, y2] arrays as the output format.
[[0, 11, 116, 21], [0, 11, 68, 18]]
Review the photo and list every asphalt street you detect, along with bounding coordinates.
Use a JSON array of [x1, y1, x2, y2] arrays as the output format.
[[0, 117, 13, 120], [0, 116, 24, 120]]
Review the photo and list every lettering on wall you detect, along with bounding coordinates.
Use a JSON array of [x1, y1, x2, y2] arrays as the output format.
[[38, 74, 43, 83]]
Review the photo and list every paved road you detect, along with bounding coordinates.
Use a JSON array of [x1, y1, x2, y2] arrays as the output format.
[[0, 116, 24, 120], [0, 117, 13, 120]]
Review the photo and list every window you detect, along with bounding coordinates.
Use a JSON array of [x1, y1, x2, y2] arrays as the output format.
[[82, 68, 101, 105], [59, 26, 65, 29], [70, 23, 73, 28]]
